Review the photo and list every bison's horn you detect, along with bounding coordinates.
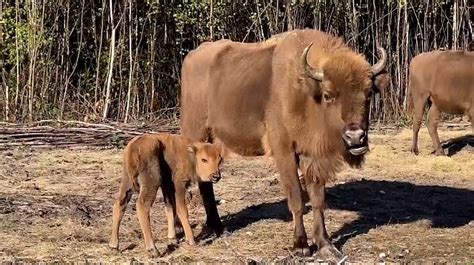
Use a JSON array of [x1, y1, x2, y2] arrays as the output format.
[[301, 42, 324, 81], [371, 47, 387, 75]]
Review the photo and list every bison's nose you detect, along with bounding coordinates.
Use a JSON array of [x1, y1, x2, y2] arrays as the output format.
[[342, 128, 366, 146]]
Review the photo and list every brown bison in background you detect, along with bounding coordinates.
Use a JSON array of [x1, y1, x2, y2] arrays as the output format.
[[180, 29, 390, 261], [409, 50, 474, 155]]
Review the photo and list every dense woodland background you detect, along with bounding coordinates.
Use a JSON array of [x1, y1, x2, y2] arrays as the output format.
[[0, 0, 472, 124]]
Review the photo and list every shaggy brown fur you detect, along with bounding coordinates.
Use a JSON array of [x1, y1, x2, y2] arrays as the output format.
[[180, 29, 390, 261], [409, 50, 474, 155], [108, 133, 222, 257]]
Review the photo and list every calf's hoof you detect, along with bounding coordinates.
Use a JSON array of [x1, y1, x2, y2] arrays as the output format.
[[108, 241, 119, 252], [316, 245, 346, 264], [433, 149, 445, 156], [410, 146, 419, 155], [167, 237, 178, 246], [187, 238, 197, 246], [147, 247, 160, 258]]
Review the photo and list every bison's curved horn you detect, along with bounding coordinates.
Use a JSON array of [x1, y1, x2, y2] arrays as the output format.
[[371, 47, 387, 75], [301, 43, 324, 81]]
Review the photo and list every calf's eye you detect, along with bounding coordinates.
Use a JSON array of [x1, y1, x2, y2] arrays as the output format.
[[201, 158, 208, 163]]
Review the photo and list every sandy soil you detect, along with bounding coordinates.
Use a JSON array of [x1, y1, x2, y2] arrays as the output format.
[[1, 126, 473, 263]]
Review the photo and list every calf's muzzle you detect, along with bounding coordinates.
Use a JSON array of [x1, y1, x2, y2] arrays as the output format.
[[211, 171, 222, 183]]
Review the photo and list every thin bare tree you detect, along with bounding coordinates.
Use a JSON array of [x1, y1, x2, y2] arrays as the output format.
[[124, 0, 133, 123], [102, 0, 121, 120]]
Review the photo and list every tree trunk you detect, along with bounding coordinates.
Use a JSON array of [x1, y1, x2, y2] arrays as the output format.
[[102, 0, 118, 120], [209, 0, 213, 40], [94, 0, 106, 106], [452, 0, 459, 50], [14, 0, 20, 119], [124, 0, 133, 123]]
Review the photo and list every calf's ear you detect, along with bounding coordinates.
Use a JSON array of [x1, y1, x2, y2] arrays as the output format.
[[373, 72, 390, 96], [187, 145, 198, 155]]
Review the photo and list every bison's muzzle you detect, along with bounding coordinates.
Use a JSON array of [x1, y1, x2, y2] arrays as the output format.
[[342, 127, 368, 156]]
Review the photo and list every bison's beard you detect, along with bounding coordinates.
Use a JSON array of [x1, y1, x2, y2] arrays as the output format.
[[298, 138, 367, 185], [343, 149, 366, 168]]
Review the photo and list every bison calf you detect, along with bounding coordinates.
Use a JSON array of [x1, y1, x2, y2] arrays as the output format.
[[109, 133, 223, 257]]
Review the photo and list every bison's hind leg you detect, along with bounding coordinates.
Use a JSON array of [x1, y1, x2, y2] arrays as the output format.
[[468, 107, 474, 132], [411, 92, 429, 155], [427, 103, 445, 155]]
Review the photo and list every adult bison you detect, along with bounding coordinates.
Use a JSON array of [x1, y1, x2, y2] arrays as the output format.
[[409, 50, 474, 156], [180, 29, 389, 260]]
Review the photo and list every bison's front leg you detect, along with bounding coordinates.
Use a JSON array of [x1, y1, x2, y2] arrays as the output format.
[[273, 151, 310, 256], [198, 182, 224, 236], [306, 181, 345, 262]]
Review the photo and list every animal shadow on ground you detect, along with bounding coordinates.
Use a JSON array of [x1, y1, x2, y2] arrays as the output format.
[[221, 179, 474, 249], [441, 134, 474, 156]]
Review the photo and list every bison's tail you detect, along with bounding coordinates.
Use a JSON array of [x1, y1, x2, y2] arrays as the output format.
[[406, 85, 414, 116], [406, 69, 415, 118]]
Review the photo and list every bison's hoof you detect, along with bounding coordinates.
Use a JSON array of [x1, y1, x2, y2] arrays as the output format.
[[316, 245, 346, 264], [292, 247, 311, 257], [175, 225, 184, 235], [292, 243, 311, 257], [200, 223, 224, 238]]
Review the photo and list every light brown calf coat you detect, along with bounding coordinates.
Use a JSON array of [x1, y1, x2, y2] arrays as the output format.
[[409, 50, 474, 155], [109, 133, 222, 257]]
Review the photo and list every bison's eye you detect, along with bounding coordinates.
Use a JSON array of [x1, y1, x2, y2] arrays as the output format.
[[323, 92, 335, 104], [201, 158, 208, 163]]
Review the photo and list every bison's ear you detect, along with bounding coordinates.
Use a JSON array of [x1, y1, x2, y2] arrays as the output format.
[[373, 72, 390, 96], [298, 76, 324, 103]]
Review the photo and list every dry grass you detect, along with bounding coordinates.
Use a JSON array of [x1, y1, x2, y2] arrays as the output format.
[[0, 126, 473, 263]]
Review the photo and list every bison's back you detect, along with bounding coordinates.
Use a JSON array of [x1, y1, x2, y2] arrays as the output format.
[[180, 39, 277, 156], [180, 40, 230, 141], [410, 51, 474, 114]]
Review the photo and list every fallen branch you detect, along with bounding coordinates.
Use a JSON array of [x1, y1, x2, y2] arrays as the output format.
[[0, 120, 179, 150]]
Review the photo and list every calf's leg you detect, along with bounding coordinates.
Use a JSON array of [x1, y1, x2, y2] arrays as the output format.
[[427, 103, 444, 155], [136, 179, 160, 257], [162, 188, 178, 243], [109, 175, 133, 250], [175, 183, 196, 246]]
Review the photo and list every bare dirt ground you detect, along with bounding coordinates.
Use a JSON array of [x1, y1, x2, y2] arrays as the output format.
[[1, 125, 473, 263]]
